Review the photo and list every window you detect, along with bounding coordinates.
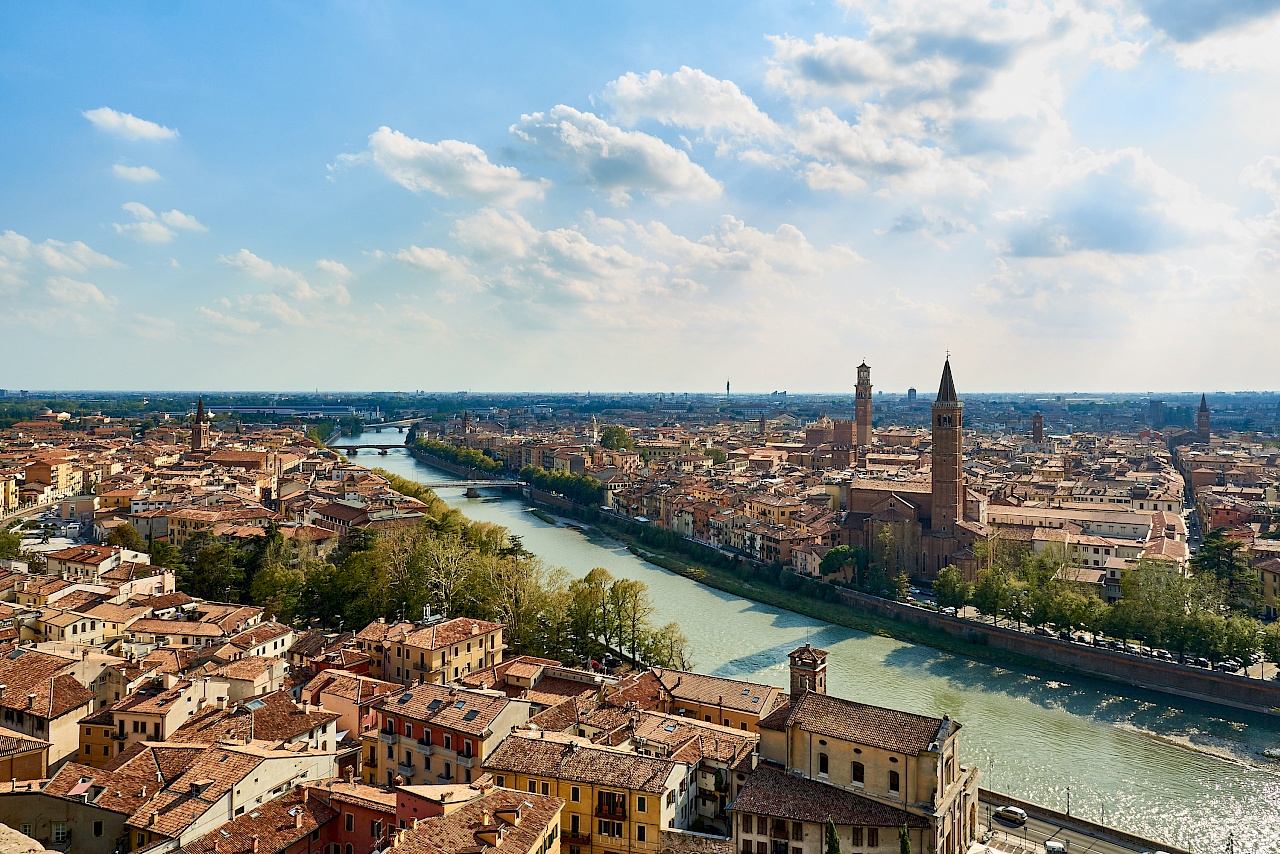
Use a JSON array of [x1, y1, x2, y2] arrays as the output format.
[[851, 761, 865, 786], [346, 845, 353, 854], [443, 733, 451, 750], [529, 779, 538, 793], [636, 795, 646, 813], [93, 821, 104, 837], [404, 723, 413, 739], [346, 813, 354, 832], [19, 825, 31, 837], [496, 776, 505, 787], [851, 828, 863, 846], [755, 842, 767, 854], [372, 820, 382, 839], [889, 770, 900, 795], [868, 829, 879, 847], [818, 752, 829, 776], [742, 815, 753, 834], [791, 822, 803, 841], [571, 786, 580, 802], [139, 833, 148, 847], [637, 825, 647, 842], [666, 791, 675, 806]]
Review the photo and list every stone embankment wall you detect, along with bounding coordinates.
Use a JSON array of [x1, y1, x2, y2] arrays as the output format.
[[659, 829, 734, 854], [835, 587, 1280, 716], [406, 449, 498, 480], [981, 788, 1193, 854]]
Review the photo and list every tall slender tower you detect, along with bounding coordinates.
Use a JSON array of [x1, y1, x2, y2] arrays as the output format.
[[1032, 411, 1044, 444], [1197, 394, 1210, 442], [191, 396, 210, 451], [855, 362, 873, 446], [931, 359, 964, 534]]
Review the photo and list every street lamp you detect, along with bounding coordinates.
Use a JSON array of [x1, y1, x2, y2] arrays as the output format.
[[1066, 786, 1071, 817]]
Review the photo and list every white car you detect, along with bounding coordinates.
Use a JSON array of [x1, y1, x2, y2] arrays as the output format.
[[994, 805, 1028, 825], [1044, 843, 1068, 854]]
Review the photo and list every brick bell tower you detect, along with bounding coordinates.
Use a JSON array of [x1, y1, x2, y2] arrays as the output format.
[[788, 643, 828, 695], [931, 359, 964, 534], [1197, 394, 1211, 442], [191, 396, 210, 451], [1032, 411, 1044, 444], [855, 362, 873, 446]]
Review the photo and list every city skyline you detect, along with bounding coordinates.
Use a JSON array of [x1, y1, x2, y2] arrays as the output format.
[[4, 2, 1280, 392]]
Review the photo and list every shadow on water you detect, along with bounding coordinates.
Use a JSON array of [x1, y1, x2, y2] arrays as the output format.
[[880, 642, 1280, 751], [709, 624, 855, 680]]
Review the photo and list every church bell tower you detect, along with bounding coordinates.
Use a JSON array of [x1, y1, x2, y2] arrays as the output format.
[[931, 359, 964, 534], [855, 362, 873, 446]]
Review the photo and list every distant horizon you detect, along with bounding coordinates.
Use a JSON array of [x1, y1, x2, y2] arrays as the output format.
[[5, 387, 1278, 399]]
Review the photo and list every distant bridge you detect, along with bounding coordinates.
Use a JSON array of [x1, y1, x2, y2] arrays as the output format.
[[419, 480, 522, 489], [329, 443, 408, 454]]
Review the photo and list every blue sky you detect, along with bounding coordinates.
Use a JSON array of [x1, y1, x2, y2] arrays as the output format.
[[3, 1, 1279, 392]]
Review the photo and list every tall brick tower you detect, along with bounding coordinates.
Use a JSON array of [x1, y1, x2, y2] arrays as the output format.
[[1197, 394, 1210, 442], [855, 362, 873, 446], [191, 396, 210, 451], [1032, 411, 1044, 444], [931, 359, 964, 535]]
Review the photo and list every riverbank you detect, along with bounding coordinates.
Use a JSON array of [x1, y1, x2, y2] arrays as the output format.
[[523, 494, 1280, 720]]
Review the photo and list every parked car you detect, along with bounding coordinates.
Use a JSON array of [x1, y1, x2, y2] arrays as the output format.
[[993, 806, 1028, 826], [1045, 843, 1068, 854], [1033, 626, 1053, 637], [1093, 637, 1109, 648], [1195, 657, 1211, 667], [940, 606, 958, 616], [1057, 630, 1072, 641], [1107, 640, 1123, 651], [1073, 633, 1089, 644]]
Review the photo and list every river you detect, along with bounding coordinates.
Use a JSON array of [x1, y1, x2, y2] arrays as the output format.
[[355, 438, 1280, 852]]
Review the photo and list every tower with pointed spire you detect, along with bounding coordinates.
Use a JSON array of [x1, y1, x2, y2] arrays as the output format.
[[931, 359, 964, 535], [191, 396, 210, 451], [1197, 394, 1210, 442], [855, 361, 873, 446]]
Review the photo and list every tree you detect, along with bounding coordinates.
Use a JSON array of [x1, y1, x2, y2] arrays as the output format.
[[820, 546, 864, 580], [899, 825, 911, 854], [106, 523, 146, 552], [611, 578, 656, 664], [824, 818, 841, 854], [972, 569, 1010, 623], [647, 622, 692, 669], [250, 561, 306, 622], [1193, 528, 1260, 614], [706, 447, 728, 466], [600, 425, 635, 451], [0, 527, 21, 559], [894, 571, 911, 602], [1262, 622, 1280, 666], [934, 566, 973, 609]]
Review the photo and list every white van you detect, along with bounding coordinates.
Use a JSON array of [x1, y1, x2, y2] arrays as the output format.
[[1044, 842, 1068, 854]]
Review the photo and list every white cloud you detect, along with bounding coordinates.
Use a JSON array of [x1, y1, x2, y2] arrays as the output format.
[[604, 67, 780, 143], [220, 248, 317, 299], [451, 208, 541, 260], [219, 248, 351, 331], [511, 105, 721, 203], [45, 275, 113, 306], [0, 231, 32, 260], [112, 164, 161, 182], [346, 126, 548, 204], [317, 259, 354, 280], [113, 203, 205, 244], [32, 238, 121, 273], [1000, 148, 1242, 256], [82, 107, 178, 141], [198, 306, 262, 334], [395, 246, 475, 283]]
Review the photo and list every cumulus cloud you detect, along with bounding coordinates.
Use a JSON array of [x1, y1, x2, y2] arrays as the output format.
[[218, 249, 351, 331], [45, 276, 113, 306], [395, 246, 476, 283], [1000, 148, 1241, 256], [82, 107, 178, 140], [113, 203, 206, 244], [604, 67, 780, 145], [344, 126, 548, 204], [112, 164, 161, 182], [197, 306, 261, 334], [511, 105, 721, 203], [317, 259, 354, 280], [32, 238, 121, 273]]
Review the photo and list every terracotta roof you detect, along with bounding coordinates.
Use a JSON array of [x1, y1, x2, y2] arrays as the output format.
[[44, 544, 120, 565], [0, 649, 95, 718], [394, 788, 563, 854], [483, 733, 681, 793], [757, 691, 955, 756], [356, 617, 502, 651], [180, 788, 337, 854], [730, 763, 928, 828], [170, 692, 338, 747], [653, 668, 782, 715], [0, 724, 50, 757], [126, 748, 264, 837], [373, 684, 511, 737]]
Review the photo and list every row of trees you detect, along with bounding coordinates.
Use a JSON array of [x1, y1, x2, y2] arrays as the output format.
[[932, 532, 1280, 664], [414, 439, 503, 473], [520, 466, 604, 506], [125, 481, 690, 669]]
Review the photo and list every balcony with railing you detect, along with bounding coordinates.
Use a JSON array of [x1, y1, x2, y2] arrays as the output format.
[[416, 738, 434, 754], [397, 761, 416, 778], [378, 730, 399, 744], [594, 804, 627, 820], [456, 752, 475, 768], [563, 831, 591, 847]]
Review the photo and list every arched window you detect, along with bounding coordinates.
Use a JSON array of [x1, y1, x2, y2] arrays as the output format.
[[818, 752, 829, 776], [346, 845, 353, 854], [889, 770, 900, 794], [851, 761, 864, 786]]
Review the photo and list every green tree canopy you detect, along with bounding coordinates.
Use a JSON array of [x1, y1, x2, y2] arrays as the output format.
[[600, 425, 634, 451]]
